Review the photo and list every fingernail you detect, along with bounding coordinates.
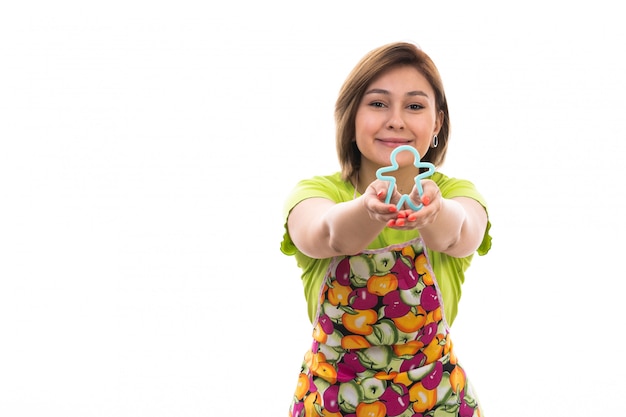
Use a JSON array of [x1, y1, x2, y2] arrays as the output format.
[[422, 196, 430, 206], [388, 206, 397, 213], [408, 214, 417, 221], [396, 218, 405, 227]]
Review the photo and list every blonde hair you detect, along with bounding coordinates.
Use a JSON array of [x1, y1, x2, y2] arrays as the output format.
[[335, 42, 450, 181]]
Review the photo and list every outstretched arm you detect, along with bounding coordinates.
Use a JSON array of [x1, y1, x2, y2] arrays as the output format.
[[390, 180, 488, 258], [287, 181, 400, 259]]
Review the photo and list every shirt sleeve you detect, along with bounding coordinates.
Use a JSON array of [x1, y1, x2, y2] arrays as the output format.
[[280, 174, 345, 256], [435, 173, 492, 256]]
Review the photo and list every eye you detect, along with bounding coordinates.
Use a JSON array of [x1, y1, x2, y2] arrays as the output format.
[[408, 103, 424, 110], [369, 101, 386, 108]]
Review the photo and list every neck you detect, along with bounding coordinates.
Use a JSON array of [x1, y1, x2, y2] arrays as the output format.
[[354, 167, 419, 195]]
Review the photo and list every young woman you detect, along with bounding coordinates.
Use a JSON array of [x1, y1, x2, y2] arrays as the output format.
[[281, 41, 492, 417]]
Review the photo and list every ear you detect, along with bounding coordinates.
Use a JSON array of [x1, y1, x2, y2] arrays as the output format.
[[433, 110, 444, 136]]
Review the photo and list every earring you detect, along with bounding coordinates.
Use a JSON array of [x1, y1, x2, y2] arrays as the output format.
[[431, 135, 439, 148]]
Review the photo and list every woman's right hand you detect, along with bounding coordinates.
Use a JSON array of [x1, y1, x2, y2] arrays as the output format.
[[361, 180, 400, 224]]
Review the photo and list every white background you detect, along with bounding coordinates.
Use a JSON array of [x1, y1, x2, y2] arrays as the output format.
[[1, 1, 625, 416]]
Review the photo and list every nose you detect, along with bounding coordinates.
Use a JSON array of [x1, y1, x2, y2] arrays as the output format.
[[386, 107, 405, 129]]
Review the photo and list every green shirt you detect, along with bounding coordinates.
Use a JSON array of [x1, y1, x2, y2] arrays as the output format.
[[280, 171, 492, 326]]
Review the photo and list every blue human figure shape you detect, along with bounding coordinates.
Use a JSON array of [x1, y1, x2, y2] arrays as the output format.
[[375, 145, 436, 211]]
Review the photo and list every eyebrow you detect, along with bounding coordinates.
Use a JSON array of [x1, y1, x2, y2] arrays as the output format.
[[364, 88, 430, 98]]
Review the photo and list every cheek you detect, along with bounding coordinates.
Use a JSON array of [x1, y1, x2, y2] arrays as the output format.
[[416, 140, 432, 158], [355, 112, 380, 138]]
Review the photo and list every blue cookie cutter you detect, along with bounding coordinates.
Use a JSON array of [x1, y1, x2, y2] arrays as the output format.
[[375, 145, 435, 211]]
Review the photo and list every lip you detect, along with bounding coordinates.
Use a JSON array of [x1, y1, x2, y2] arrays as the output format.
[[376, 138, 413, 148]]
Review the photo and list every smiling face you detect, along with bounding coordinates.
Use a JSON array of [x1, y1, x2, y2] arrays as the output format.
[[354, 65, 443, 173]]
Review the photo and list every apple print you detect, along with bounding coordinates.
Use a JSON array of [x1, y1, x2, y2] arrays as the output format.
[[357, 402, 386, 417], [335, 257, 352, 286], [317, 313, 334, 335], [373, 252, 396, 273], [367, 273, 398, 296], [289, 242, 483, 417], [338, 381, 364, 413], [365, 318, 399, 346], [355, 345, 393, 370], [336, 362, 358, 383], [291, 401, 304, 417], [391, 256, 420, 290], [312, 376, 329, 393], [321, 301, 344, 320], [435, 373, 452, 406], [380, 384, 410, 417], [342, 309, 378, 335], [459, 400, 476, 417], [325, 329, 343, 348], [328, 282, 352, 306], [318, 342, 341, 362], [308, 374, 317, 392], [322, 384, 340, 413], [399, 352, 428, 373], [341, 352, 367, 373], [314, 362, 338, 384], [350, 274, 369, 288], [421, 360, 443, 390], [396, 328, 420, 345], [417, 322, 438, 346], [420, 286, 439, 311], [361, 377, 387, 400], [399, 283, 426, 306], [303, 391, 322, 417], [349, 255, 374, 280], [449, 365, 465, 394], [382, 291, 411, 318], [348, 287, 379, 310]]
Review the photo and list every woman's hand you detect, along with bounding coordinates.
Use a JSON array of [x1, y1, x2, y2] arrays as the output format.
[[361, 179, 403, 224], [387, 179, 442, 229], [384, 178, 487, 257]]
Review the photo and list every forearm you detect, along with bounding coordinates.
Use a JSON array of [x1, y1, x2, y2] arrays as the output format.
[[322, 198, 388, 255], [418, 198, 475, 257]]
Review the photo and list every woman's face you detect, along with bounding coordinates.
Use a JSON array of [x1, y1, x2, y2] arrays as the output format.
[[354, 65, 442, 171]]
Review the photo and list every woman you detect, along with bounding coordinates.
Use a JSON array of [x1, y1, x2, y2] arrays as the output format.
[[281, 41, 492, 417]]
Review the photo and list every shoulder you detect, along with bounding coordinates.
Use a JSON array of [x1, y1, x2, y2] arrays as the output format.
[[280, 172, 351, 256], [282, 172, 352, 216], [293, 172, 346, 191], [432, 171, 486, 205]]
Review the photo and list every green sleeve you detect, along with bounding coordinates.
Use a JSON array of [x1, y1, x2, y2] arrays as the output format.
[[433, 172, 492, 256], [280, 173, 348, 256]]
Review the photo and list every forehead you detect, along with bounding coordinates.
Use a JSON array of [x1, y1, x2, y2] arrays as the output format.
[[367, 65, 433, 93]]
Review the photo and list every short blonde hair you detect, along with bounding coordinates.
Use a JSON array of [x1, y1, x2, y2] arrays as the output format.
[[335, 42, 450, 181]]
